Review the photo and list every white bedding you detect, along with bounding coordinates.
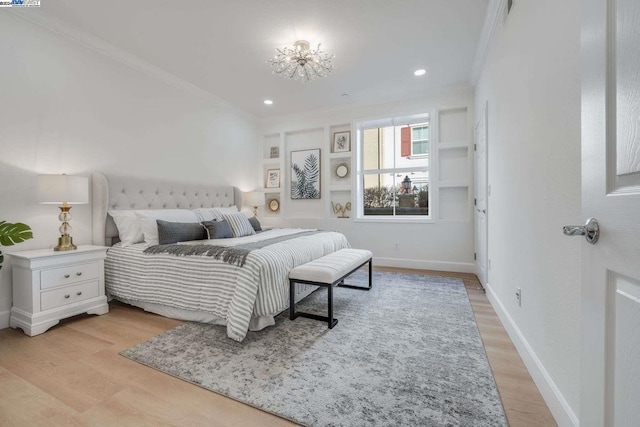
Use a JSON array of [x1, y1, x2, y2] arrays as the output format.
[[105, 228, 350, 341]]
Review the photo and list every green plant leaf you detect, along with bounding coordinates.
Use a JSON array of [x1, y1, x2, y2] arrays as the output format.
[[0, 221, 34, 247]]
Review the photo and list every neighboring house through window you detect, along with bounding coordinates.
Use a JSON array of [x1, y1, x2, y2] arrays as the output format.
[[356, 113, 432, 219]]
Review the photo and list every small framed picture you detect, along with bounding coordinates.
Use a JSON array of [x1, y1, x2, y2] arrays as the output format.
[[333, 131, 351, 153], [266, 169, 280, 188], [269, 146, 279, 159]]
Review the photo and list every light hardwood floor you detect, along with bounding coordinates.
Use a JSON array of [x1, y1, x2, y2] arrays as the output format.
[[0, 268, 556, 426]]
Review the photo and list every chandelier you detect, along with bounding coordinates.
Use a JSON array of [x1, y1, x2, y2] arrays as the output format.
[[268, 40, 334, 82]]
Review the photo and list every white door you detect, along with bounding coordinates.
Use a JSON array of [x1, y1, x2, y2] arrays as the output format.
[[579, 0, 640, 425], [474, 103, 488, 287]]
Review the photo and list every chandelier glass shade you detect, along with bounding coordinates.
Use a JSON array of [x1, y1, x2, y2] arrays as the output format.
[[268, 40, 334, 82]]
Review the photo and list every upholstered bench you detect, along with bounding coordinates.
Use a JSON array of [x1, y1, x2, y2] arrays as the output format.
[[289, 248, 373, 328]]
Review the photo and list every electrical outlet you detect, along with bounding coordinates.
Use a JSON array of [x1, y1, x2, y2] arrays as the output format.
[[515, 288, 522, 307], [394, 242, 399, 250]]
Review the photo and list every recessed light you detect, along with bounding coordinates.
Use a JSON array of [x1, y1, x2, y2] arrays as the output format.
[[414, 69, 426, 76], [341, 93, 349, 98], [264, 99, 274, 105]]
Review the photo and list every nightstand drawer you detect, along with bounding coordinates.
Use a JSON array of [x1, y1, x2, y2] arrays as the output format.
[[40, 262, 100, 290], [40, 281, 99, 311]]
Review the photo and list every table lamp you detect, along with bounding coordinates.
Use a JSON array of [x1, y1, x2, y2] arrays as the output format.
[[37, 174, 88, 251], [244, 191, 265, 217]]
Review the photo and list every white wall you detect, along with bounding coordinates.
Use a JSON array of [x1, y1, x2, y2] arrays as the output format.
[[474, 0, 581, 424], [260, 87, 475, 273], [0, 14, 260, 326]]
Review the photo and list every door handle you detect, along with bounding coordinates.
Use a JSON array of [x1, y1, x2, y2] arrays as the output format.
[[563, 218, 599, 244]]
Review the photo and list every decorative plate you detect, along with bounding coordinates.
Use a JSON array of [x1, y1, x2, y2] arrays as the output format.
[[268, 199, 280, 213], [335, 162, 349, 179]]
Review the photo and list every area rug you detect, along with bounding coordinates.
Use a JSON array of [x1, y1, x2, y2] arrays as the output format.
[[121, 270, 507, 426]]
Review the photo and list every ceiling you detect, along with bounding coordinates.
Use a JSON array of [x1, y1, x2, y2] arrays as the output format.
[[25, 0, 488, 118]]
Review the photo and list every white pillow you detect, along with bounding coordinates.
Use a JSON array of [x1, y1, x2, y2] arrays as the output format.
[[108, 210, 144, 246], [135, 209, 201, 245], [194, 206, 238, 222], [222, 212, 256, 238]]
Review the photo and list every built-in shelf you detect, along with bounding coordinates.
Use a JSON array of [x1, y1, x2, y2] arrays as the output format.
[[261, 123, 354, 220], [261, 158, 281, 165], [439, 180, 469, 188], [438, 142, 469, 150], [329, 152, 351, 159], [283, 216, 326, 220]]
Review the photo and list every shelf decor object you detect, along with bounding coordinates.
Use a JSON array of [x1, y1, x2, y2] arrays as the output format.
[[268, 40, 334, 82], [335, 162, 350, 179], [291, 149, 321, 199], [244, 191, 265, 216], [266, 169, 281, 188], [332, 131, 351, 153], [37, 174, 88, 251], [267, 199, 280, 213], [331, 201, 351, 218]]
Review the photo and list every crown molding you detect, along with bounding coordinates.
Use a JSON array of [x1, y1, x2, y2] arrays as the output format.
[[7, 10, 257, 121], [259, 82, 474, 128], [469, 0, 505, 86]]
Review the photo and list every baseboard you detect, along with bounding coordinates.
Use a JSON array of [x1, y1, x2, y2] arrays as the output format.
[[0, 309, 10, 329], [373, 257, 475, 273], [485, 283, 579, 427]]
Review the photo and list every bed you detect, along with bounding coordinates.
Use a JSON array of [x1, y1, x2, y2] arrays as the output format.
[[91, 173, 350, 341]]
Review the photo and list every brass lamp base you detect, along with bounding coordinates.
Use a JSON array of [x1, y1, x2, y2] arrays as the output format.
[[54, 234, 77, 251]]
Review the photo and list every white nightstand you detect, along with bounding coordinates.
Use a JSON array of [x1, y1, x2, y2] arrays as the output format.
[[9, 245, 109, 336]]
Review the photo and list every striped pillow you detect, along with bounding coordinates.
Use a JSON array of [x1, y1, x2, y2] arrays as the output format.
[[222, 212, 256, 238], [193, 206, 238, 222]]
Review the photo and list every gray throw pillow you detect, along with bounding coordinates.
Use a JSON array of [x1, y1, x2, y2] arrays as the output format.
[[156, 220, 208, 245], [201, 220, 233, 239], [248, 216, 262, 232]]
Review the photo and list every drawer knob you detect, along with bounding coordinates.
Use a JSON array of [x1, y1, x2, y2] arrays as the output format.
[[64, 294, 70, 299], [64, 274, 70, 279], [76, 272, 82, 276], [76, 291, 82, 296]]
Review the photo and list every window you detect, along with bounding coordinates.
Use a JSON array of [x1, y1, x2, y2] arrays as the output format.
[[411, 125, 429, 156], [357, 113, 431, 219]]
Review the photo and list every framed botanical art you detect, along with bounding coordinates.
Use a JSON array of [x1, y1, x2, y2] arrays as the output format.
[[332, 131, 351, 153], [266, 169, 280, 188], [291, 149, 321, 199], [269, 146, 279, 159]]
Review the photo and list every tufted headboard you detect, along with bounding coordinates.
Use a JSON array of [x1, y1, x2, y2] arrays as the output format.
[[91, 172, 243, 246]]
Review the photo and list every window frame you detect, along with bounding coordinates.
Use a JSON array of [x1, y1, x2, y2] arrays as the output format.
[[355, 111, 436, 223]]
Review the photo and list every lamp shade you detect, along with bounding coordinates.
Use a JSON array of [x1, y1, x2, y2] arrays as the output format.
[[37, 175, 89, 204], [244, 191, 265, 206]]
